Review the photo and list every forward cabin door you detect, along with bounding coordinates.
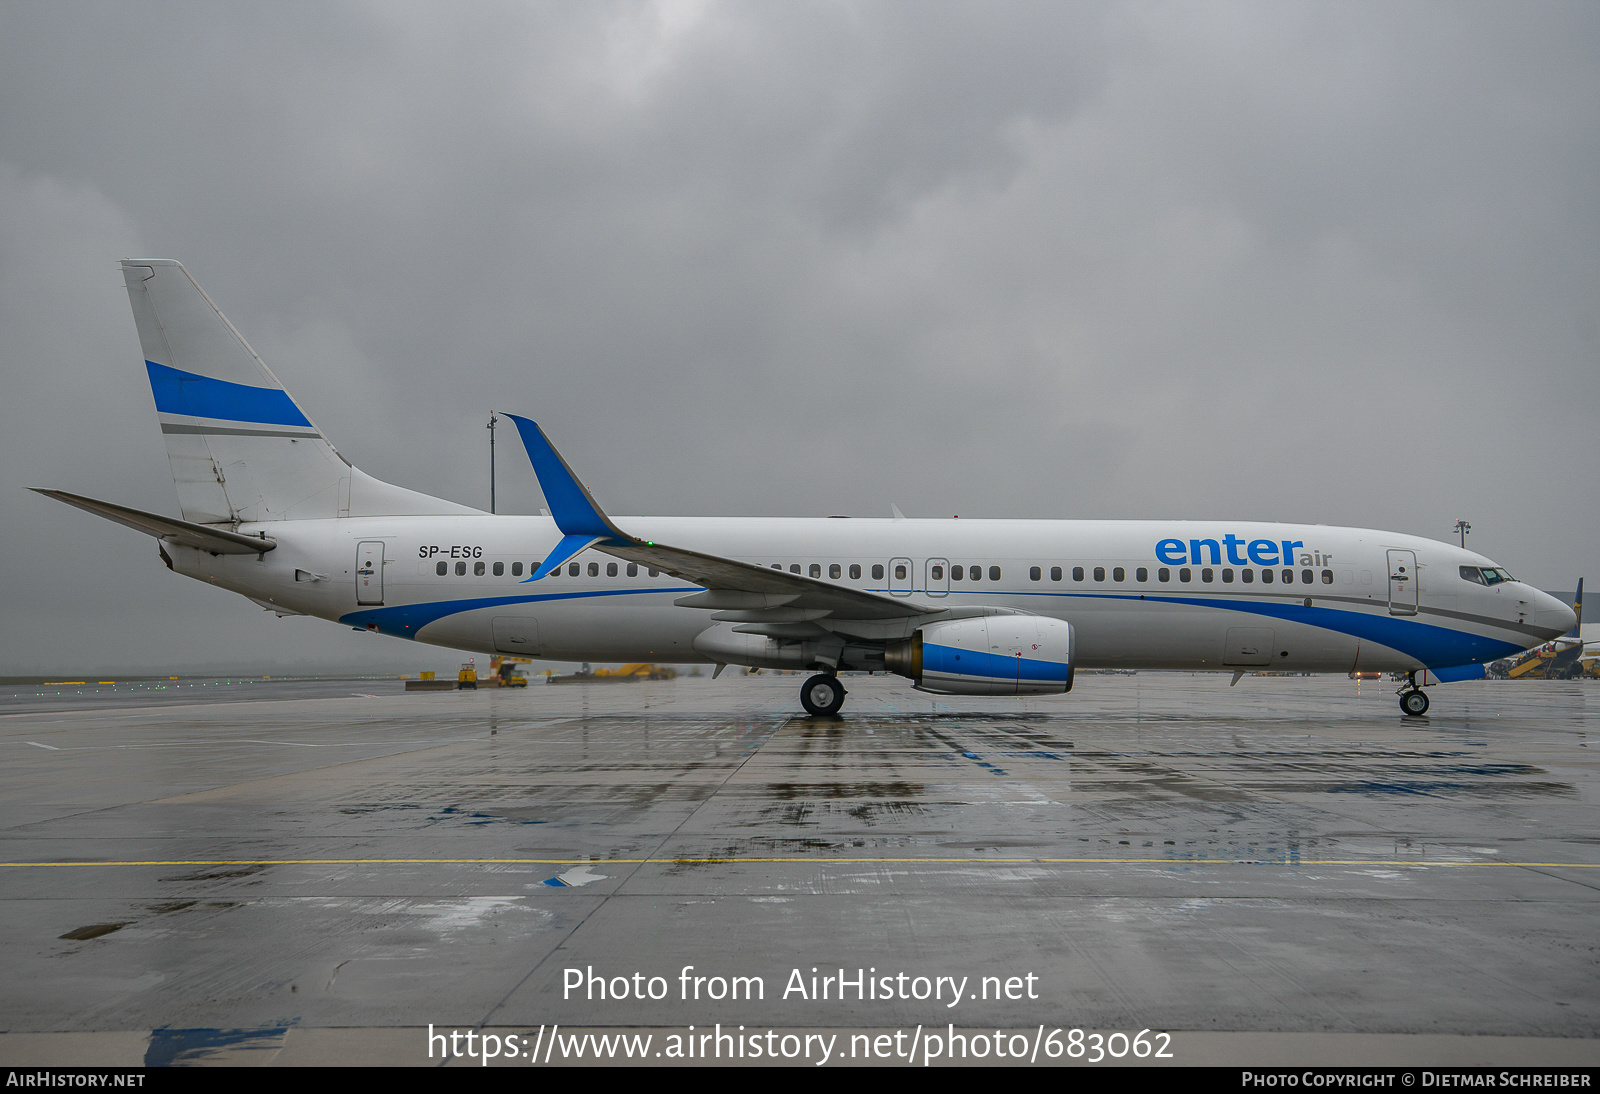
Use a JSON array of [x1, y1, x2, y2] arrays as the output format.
[[357, 540, 385, 605], [1387, 549, 1418, 616]]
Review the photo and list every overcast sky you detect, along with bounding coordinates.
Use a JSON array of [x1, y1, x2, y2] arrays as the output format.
[[2, 1, 1595, 674]]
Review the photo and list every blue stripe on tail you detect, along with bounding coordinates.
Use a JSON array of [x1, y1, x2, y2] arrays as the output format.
[[146, 361, 311, 427]]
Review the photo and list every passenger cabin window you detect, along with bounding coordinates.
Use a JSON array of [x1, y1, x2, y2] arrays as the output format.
[[951, 565, 963, 581], [1180, 567, 1192, 582], [872, 564, 884, 580], [790, 564, 800, 574], [436, 561, 447, 576], [512, 562, 523, 577], [1221, 568, 1233, 583], [829, 564, 841, 579], [1281, 568, 1294, 583], [1261, 568, 1274, 584], [649, 569, 659, 577], [569, 562, 580, 577], [1030, 566, 1041, 581], [493, 561, 504, 576], [607, 562, 618, 577], [1112, 567, 1124, 582], [474, 561, 486, 576], [1073, 567, 1084, 581], [932, 565, 944, 580], [1136, 567, 1147, 582], [1321, 569, 1333, 583], [1241, 568, 1253, 583], [1202, 568, 1214, 583], [970, 565, 981, 581], [1093, 566, 1105, 581], [896, 564, 909, 580], [627, 563, 637, 577], [588, 562, 599, 577], [1158, 567, 1170, 582], [1050, 566, 1062, 581], [455, 561, 467, 576], [988, 566, 1001, 581], [850, 564, 861, 579], [1301, 569, 1313, 583], [810, 564, 821, 578]]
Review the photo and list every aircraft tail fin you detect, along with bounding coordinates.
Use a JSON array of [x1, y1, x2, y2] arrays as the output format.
[[122, 260, 478, 523], [1570, 578, 1583, 638]]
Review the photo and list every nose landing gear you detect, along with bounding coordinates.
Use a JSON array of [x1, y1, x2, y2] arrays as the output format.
[[1398, 670, 1430, 716], [800, 673, 846, 716]]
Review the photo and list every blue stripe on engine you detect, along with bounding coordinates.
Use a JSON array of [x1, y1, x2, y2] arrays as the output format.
[[922, 642, 1072, 682], [146, 361, 312, 427], [338, 587, 699, 638]]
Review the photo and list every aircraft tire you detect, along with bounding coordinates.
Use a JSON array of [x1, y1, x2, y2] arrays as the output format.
[[1399, 689, 1430, 716], [800, 673, 846, 716]]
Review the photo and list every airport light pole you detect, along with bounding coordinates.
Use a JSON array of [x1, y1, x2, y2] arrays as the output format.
[[487, 413, 497, 515], [1455, 519, 1470, 548]]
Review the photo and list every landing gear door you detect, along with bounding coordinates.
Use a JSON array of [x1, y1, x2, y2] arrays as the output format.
[[1387, 549, 1417, 616], [357, 540, 385, 605], [889, 557, 913, 596]]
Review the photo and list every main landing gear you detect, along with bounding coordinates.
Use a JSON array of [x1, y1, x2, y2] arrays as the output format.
[[800, 673, 846, 716], [1398, 670, 1430, 716]]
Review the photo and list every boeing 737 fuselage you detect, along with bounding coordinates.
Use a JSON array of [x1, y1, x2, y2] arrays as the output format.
[[37, 261, 1576, 717]]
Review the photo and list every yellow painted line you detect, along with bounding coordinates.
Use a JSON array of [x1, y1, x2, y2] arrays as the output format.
[[0, 858, 1596, 868]]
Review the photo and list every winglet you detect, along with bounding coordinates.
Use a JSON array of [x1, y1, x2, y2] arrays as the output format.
[[503, 415, 630, 542], [527, 534, 605, 581]]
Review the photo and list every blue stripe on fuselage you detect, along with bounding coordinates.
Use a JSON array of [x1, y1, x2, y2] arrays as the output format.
[[977, 590, 1522, 669], [339, 586, 699, 638], [146, 361, 312, 427]]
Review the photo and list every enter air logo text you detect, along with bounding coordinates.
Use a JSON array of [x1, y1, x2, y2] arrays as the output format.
[[1155, 536, 1331, 567]]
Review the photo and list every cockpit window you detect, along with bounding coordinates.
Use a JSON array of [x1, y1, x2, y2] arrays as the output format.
[[1460, 566, 1486, 585], [1462, 565, 1513, 586]]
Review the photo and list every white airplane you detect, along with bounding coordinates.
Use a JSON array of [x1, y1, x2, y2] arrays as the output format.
[[36, 261, 1576, 717]]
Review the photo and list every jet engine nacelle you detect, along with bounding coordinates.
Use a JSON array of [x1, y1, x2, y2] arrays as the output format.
[[884, 615, 1075, 696]]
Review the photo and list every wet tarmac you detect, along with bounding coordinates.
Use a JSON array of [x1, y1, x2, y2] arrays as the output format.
[[1, 672, 1595, 1067]]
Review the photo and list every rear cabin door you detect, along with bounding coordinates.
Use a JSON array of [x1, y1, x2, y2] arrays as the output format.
[[356, 540, 385, 605], [1387, 549, 1418, 616]]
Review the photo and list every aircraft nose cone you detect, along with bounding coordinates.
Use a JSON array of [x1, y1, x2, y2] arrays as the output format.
[[1533, 592, 1577, 637]]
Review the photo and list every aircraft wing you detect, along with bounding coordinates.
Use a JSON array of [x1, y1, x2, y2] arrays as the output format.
[[503, 415, 938, 621], [32, 489, 277, 555]]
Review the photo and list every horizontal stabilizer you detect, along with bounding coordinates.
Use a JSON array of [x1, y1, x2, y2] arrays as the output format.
[[32, 489, 276, 555]]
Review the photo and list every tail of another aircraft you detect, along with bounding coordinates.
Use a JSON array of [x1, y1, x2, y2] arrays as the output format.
[[122, 261, 478, 524]]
